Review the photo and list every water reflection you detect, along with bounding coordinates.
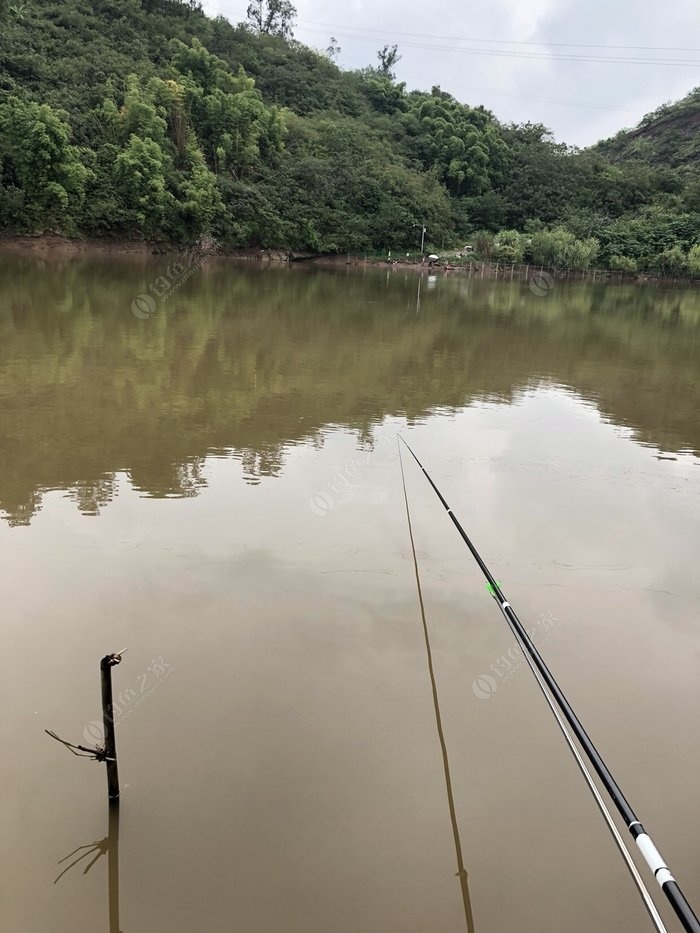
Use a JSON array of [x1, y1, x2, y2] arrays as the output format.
[[0, 254, 698, 525], [55, 808, 121, 933]]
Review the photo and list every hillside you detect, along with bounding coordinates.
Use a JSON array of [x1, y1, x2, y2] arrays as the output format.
[[595, 88, 700, 171], [0, 0, 698, 273]]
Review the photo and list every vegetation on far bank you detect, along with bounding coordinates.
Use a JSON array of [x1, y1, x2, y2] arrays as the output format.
[[0, 0, 698, 273]]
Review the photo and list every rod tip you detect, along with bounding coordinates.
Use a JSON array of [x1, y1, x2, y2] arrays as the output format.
[[105, 649, 128, 666]]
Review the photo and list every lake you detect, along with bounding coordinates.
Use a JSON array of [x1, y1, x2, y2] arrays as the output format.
[[1, 253, 699, 932]]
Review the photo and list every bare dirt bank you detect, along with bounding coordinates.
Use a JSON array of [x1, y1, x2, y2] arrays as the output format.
[[1, 235, 696, 287]]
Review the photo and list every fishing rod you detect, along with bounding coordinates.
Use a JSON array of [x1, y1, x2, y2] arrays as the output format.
[[398, 436, 700, 933], [398, 443, 664, 932]]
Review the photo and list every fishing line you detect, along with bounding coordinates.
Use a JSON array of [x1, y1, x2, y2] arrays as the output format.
[[398, 435, 700, 933], [398, 441, 476, 932]]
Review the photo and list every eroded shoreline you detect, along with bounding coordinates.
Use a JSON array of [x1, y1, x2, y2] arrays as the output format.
[[1, 234, 697, 287]]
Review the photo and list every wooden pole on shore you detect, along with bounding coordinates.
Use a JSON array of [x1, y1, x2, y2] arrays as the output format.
[[100, 653, 123, 804]]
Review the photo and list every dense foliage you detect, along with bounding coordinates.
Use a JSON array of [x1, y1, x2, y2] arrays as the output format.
[[0, 0, 698, 270]]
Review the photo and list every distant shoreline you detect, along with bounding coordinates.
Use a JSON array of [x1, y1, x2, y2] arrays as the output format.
[[1, 235, 697, 287]]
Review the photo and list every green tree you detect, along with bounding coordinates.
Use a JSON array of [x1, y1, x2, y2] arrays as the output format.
[[169, 39, 286, 178], [118, 75, 169, 145], [376, 44, 401, 79], [170, 143, 222, 241], [610, 255, 637, 273], [473, 230, 495, 258], [246, 0, 296, 38], [113, 135, 173, 235], [361, 76, 406, 116], [325, 37, 341, 62], [688, 244, 700, 275], [530, 228, 576, 266], [495, 229, 524, 262], [569, 237, 599, 269], [656, 245, 686, 274], [400, 89, 505, 199], [0, 97, 89, 225]]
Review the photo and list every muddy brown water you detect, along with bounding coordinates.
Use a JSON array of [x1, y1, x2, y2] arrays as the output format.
[[1, 255, 699, 932]]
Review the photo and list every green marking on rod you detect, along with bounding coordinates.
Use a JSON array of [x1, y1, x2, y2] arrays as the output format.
[[486, 581, 503, 596]]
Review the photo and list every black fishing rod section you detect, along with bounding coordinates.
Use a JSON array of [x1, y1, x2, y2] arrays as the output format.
[[398, 436, 700, 933]]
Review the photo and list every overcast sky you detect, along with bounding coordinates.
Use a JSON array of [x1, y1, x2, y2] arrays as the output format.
[[201, 0, 699, 146]]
